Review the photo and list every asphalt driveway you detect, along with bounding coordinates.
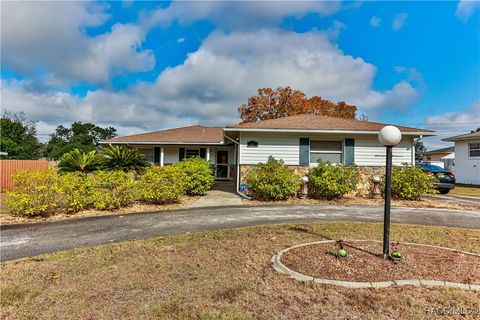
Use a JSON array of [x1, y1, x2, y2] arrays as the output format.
[[1, 205, 480, 262]]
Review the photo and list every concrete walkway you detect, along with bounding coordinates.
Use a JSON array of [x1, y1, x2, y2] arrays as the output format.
[[187, 181, 242, 208], [1, 205, 479, 261]]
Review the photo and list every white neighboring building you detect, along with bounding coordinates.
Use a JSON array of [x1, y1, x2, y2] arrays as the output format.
[[443, 131, 480, 185]]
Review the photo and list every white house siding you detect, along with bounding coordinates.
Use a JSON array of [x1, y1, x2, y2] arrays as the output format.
[[132, 145, 234, 165], [354, 136, 414, 166], [239, 132, 414, 166], [453, 140, 480, 185], [239, 133, 300, 165]]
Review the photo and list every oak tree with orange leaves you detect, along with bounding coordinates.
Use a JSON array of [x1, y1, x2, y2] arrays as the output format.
[[238, 87, 357, 123]]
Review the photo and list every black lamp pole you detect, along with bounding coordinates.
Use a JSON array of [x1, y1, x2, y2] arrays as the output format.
[[383, 146, 393, 259]]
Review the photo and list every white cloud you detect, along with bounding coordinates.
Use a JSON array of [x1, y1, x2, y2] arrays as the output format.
[[424, 101, 480, 148], [177, 37, 185, 43], [392, 13, 408, 31], [370, 16, 381, 27], [142, 1, 342, 30], [1, 1, 154, 85], [1, 30, 420, 138], [456, 0, 480, 21]]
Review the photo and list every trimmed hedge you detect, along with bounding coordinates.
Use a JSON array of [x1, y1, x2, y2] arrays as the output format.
[[173, 157, 215, 195], [91, 171, 137, 210], [139, 166, 188, 204], [245, 156, 302, 200], [309, 161, 359, 199], [6, 169, 62, 216]]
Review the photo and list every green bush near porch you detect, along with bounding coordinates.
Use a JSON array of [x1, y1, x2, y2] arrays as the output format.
[[309, 161, 360, 199], [173, 157, 215, 195], [139, 166, 188, 204], [245, 156, 302, 201]]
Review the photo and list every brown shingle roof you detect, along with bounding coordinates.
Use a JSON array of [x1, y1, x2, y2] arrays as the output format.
[[227, 114, 435, 134], [102, 125, 225, 144]]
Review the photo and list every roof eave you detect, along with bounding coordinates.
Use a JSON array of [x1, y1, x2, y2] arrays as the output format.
[[223, 127, 436, 136], [99, 141, 226, 145]]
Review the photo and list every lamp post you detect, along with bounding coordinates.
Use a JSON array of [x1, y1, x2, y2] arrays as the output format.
[[378, 126, 402, 259]]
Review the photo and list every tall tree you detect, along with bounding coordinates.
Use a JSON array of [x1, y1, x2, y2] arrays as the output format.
[[238, 87, 357, 123], [0, 111, 43, 159], [45, 122, 117, 160]]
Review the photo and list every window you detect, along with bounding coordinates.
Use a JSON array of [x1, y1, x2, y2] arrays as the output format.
[[137, 148, 154, 163], [185, 149, 200, 159], [310, 140, 343, 164], [426, 156, 431, 161], [469, 143, 480, 157], [247, 140, 258, 148]]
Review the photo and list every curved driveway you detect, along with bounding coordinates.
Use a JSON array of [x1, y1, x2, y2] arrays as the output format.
[[1, 205, 480, 261]]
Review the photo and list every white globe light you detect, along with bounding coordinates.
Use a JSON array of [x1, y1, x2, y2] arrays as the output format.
[[378, 126, 402, 146]]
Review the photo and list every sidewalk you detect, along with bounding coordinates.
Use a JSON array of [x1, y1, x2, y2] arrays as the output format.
[[187, 181, 242, 208]]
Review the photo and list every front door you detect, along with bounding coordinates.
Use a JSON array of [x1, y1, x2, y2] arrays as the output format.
[[216, 150, 229, 179]]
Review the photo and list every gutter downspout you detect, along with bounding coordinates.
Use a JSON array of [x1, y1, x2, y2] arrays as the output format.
[[224, 134, 251, 200]]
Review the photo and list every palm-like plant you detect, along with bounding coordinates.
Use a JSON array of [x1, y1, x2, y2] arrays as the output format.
[[58, 149, 101, 173], [100, 145, 151, 174]]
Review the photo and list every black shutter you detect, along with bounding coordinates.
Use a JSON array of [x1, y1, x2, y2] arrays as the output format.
[[344, 139, 355, 165], [154, 147, 160, 164], [179, 148, 185, 161], [299, 138, 310, 165], [199, 148, 206, 159]]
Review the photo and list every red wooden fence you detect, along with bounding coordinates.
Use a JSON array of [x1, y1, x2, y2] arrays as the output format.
[[0, 160, 54, 191]]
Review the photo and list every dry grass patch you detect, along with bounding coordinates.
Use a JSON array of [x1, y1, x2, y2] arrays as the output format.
[[1, 222, 480, 319], [451, 184, 480, 197]]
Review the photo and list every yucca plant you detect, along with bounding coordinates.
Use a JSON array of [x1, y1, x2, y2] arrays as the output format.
[[100, 145, 151, 174], [58, 149, 102, 173]]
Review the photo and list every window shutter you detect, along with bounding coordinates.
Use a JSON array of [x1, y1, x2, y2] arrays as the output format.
[[179, 148, 185, 161], [344, 139, 355, 165], [199, 148, 206, 159], [299, 138, 310, 165], [154, 147, 160, 164]]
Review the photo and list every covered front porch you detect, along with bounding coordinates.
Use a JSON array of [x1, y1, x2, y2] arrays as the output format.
[[134, 144, 237, 181]]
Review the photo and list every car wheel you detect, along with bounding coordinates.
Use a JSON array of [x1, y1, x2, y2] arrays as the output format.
[[439, 189, 450, 194]]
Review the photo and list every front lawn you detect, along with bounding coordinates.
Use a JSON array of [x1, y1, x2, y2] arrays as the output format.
[[2, 222, 479, 319]]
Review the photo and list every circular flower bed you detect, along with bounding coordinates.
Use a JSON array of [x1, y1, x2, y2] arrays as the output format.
[[275, 240, 480, 287]]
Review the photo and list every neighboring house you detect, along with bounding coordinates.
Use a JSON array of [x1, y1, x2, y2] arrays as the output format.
[[421, 146, 455, 168], [101, 114, 435, 193], [443, 131, 480, 185]]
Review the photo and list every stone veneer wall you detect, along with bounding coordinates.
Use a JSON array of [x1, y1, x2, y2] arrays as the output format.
[[239, 164, 385, 198]]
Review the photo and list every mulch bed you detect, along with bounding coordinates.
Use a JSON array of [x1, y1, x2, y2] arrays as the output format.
[[281, 241, 480, 284]]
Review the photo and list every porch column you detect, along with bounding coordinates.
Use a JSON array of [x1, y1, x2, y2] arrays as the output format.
[[160, 147, 164, 166], [206, 147, 210, 162]]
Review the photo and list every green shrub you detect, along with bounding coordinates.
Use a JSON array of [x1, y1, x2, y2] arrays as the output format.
[[139, 166, 187, 204], [58, 172, 95, 213], [309, 161, 360, 199], [58, 149, 101, 173], [173, 157, 215, 195], [6, 169, 61, 216], [100, 145, 151, 174], [244, 156, 302, 200], [91, 171, 136, 210], [391, 164, 437, 200]]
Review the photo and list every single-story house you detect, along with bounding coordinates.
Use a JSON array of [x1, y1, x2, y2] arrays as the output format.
[[443, 131, 480, 185], [101, 114, 435, 195], [421, 146, 455, 168]]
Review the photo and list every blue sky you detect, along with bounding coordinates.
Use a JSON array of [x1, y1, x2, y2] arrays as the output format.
[[1, 1, 479, 148]]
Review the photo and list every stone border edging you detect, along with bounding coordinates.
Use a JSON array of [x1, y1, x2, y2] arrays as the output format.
[[271, 240, 480, 291]]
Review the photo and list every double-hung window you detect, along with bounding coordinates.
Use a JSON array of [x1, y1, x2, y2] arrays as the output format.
[[469, 143, 480, 157], [310, 140, 343, 164]]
